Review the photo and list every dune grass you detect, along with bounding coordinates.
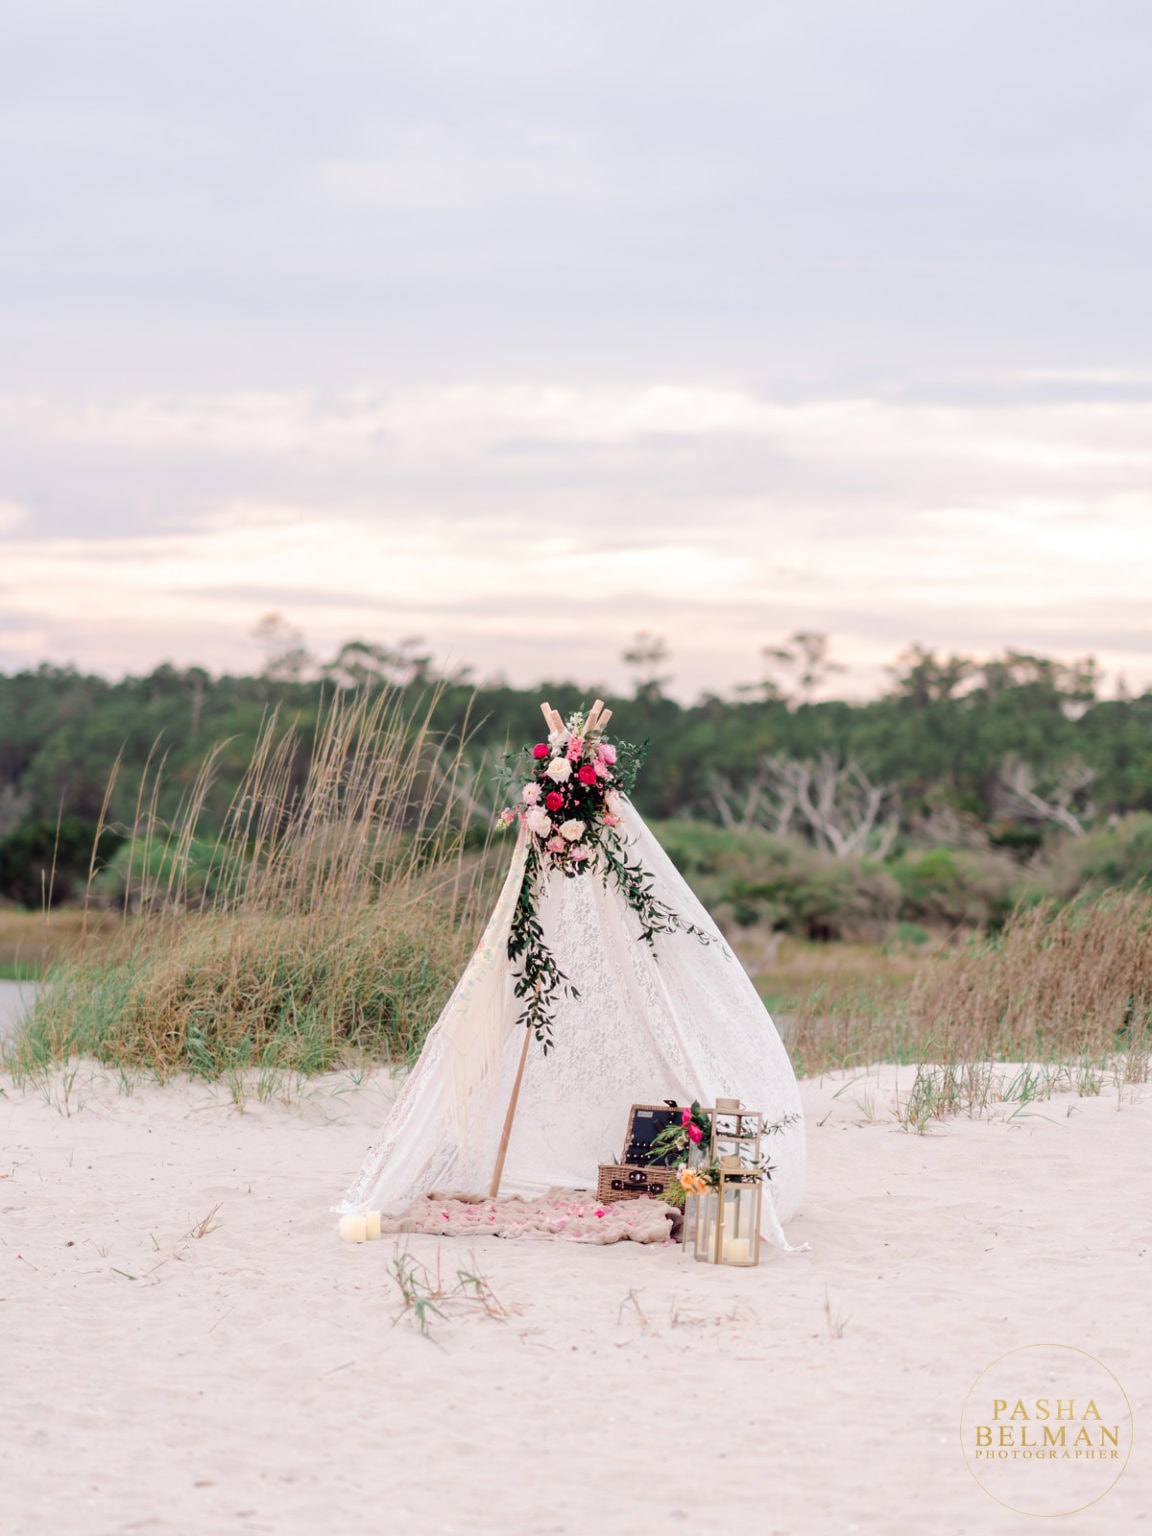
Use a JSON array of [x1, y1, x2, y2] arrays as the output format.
[[784, 886, 1152, 1124], [8, 689, 501, 1082]]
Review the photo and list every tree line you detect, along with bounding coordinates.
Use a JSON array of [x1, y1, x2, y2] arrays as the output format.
[[1, 626, 1150, 908]]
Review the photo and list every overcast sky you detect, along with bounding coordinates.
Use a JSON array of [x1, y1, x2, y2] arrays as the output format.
[[2, 1, 1150, 698]]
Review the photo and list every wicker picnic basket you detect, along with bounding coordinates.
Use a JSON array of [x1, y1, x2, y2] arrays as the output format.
[[596, 1103, 688, 1206], [596, 1162, 680, 1205]]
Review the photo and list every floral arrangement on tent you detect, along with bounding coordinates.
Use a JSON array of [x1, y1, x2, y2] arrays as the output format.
[[497, 700, 710, 1051]]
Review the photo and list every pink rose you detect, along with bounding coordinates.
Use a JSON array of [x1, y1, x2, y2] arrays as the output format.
[[688, 1122, 703, 1144], [681, 1108, 692, 1126], [545, 790, 564, 811], [597, 743, 617, 765], [533, 743, 549, 758], [577, 764, 597, 786], [547, 835, 566, 853]]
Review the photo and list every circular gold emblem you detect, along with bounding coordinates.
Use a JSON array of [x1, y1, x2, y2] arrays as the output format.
[[961, 1344, 1133, 1517]]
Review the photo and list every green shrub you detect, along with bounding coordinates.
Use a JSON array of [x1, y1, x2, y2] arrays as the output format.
[[0, 818, 124, 909], [888, 845, 1029, 930], [653, 820, 901, 941], [92, 835, 247, 911], [1043, 813, 1152, 899]]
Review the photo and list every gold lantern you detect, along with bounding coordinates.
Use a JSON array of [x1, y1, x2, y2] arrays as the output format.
[[710, 1096, 763, 1169], [693, 1100, 764, 1266]]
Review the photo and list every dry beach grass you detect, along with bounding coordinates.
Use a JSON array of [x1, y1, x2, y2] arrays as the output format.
[[782, 888, 1152, 1123], [7, 690, 501, 1082]]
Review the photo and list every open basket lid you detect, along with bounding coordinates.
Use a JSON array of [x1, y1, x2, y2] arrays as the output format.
[[621, 1102, 691, 1167]]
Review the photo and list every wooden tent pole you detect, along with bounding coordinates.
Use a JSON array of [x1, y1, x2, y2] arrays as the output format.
[[490, 1025, 533, 1199]]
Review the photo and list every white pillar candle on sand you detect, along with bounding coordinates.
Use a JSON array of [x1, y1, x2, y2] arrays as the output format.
[[338, 1214, 368, 1243], [365, 1211, 382, 1240], [723, 1237, 751, 1264]]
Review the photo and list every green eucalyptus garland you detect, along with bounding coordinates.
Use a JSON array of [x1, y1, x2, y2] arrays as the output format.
[[499, 710, 711, 1051]]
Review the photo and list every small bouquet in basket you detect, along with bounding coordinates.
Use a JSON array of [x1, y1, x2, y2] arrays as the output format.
[[646, 1102, 711, 1208], [647, 1102, 799, 1206]]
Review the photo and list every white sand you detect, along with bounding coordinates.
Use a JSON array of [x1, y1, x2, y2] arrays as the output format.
[[1, 1062, 1147, 1536]]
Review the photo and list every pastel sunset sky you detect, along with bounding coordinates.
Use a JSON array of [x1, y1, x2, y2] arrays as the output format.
[[2, 2, 1150, 699]]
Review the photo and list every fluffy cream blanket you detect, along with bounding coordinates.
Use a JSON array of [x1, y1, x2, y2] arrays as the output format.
[[380, 1188, 682, 1245]]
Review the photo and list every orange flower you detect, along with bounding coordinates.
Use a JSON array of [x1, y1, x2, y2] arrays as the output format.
[[677, 1165, 708, 1196]]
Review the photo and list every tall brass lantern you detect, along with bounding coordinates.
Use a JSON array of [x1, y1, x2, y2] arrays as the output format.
[[693, 1098, 763, 1267]]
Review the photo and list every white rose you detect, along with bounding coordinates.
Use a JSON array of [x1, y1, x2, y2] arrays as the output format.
[[605, 789, 623, 815], [521, 782, 541, 804], [525, 807, 552, 837], [545, 757, 571, 783], [559, 819, 586, 842]]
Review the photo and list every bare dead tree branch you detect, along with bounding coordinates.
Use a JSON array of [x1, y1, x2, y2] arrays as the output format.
[[709, 753, 897, 856], [990, 755, 1096, 837], [770, 752, 898, 858], [708, 762, 797, 836]]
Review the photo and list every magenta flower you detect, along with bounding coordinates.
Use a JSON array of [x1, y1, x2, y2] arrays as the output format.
[[688, 1122, 703, 1144], [533, 743, 549, 758]]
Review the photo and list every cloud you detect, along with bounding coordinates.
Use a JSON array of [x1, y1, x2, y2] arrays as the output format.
[[2, 380, 1151, 697], [0, 501, 29, 532]]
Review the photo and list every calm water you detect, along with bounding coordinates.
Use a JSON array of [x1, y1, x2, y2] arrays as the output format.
[[0, 980, 39, 1056]]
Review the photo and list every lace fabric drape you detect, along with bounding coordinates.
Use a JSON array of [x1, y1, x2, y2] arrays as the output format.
[[338, 801, 806, 1246]]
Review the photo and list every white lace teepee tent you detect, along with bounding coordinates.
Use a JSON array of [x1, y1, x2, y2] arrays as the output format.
[[338, 702, 806, 1247]]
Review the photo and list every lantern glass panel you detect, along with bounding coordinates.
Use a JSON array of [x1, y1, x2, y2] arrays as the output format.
[[718, 1175, 761, 1266], [692, 1188, 721, 1263]]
